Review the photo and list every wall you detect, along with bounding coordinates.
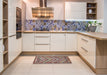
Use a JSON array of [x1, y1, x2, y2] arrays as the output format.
[[23, 0, 94, 20], [94, 0, 104, 20], [23, 0, 39, 20], [66, 0, 94, 2], [47, 0, 65, 20], [22, 1, 26, 31], [94, 0, 104, 32]]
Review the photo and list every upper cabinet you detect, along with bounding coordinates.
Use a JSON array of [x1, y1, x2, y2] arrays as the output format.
[[65, 2, 86, 20], [87, 3, 97, 19]]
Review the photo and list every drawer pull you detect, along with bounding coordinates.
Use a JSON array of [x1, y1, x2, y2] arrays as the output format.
[[36, 44, 50, 45], [9, 34, 16, 37], [81, 38, 88, 42], [81, 47, 88, 52], [35, 36, 49, 38]]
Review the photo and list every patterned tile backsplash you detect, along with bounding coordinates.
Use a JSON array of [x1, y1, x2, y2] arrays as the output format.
[[25, 20, 93, 31]]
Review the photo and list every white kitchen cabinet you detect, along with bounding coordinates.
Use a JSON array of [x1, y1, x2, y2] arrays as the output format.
[[51, 33, 66, 51], [0, 40, 3, 73], [65, 2, 86, 19], [22, 33, 35, 51], [8, 0, 16, 36], [35, 33, 50, 51], [87, 37, 96, 68], [66, 34, 77, 51], [0, 0, 3, 38], [78, 34, 96, 68], [8, 36, 17, 63], [16, 38, 22, 55]]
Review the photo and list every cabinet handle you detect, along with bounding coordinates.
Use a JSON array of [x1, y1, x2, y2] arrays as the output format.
[[81, 47, 88, 52], [35, 44, 50, 45], [35, 36, 49, 38], [9, 34, 16, 37], [81, 38, 88, 42]]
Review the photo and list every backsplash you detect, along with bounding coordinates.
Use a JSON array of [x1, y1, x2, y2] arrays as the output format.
[[25, 20, 93, 31]]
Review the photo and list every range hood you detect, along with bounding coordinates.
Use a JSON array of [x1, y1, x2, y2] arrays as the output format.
[[32, 0, 54, 19]]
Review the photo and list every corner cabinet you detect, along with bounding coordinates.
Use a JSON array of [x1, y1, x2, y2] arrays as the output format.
[[51, 33, 66, 51], [78, 34, 96, 68], [0, 40, 3, 73], [22, 33, 35, 51]]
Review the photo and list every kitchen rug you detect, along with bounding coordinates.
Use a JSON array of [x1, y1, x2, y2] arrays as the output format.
[[33, 55, 71, 64]]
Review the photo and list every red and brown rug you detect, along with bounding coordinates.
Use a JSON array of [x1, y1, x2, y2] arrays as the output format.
[[33, 55, 71, 64]]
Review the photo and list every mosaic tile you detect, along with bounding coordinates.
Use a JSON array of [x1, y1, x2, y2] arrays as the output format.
[[25, 20, 95, 31]]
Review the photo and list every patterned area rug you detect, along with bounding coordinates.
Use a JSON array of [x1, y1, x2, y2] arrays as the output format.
[[33, 56, 71, 64]]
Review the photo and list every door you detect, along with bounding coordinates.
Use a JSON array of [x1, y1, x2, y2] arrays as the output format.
[[8, 0, 16, 36], [16, 38, 22, 54], [51, 33, 66, 51], [0, 40, 3, 72], [22, 33, 35, 51], [65, 2, 86, 19], [8, 35, 17, 63], [66, 34, 77, 51]]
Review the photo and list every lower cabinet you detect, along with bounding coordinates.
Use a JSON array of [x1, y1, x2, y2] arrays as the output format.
[[22, 33, 78, 52], [51, 33, 66, 51], [22, 33, 35, 51], [66, 33, 77, 51], [8, 36, 17, 63], [78, 34, 96, 68], [16, 38, 22, 54], [0, 40, 3, 73], [35, 33, 50, 51]]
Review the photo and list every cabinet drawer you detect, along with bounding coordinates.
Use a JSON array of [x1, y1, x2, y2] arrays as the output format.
[[35, 33, 50, 37], [35, 45, 50, 51], [35, 37, 50, 44]]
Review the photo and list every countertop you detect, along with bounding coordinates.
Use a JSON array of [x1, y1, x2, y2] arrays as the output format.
[[22, 31, 107, 40]]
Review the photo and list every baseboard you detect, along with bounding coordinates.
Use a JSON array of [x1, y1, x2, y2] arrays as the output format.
[[21, 51, 78, 55], [96, 68, 107, 74], [78, 52, 96, 73], [0, 52, 22, 75]]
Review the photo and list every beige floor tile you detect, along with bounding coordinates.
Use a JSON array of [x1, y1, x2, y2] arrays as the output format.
[[2, 55, 96, 75]]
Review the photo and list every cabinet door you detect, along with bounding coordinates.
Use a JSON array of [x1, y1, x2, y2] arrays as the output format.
[[8, 0, 16, 36], [88, 37, 96, 68], [65, 2, 86, 19], [66, 34, 77, 51], [0, 0, 3, 38], [16, 38, 22, 54], [51, 33, 65, 51], [8, 36, 17, 63], [23, 33, 35, 51], [0, 40, 3, 72]]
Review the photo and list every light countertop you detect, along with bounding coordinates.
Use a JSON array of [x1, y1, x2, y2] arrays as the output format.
[[22, 31, 107, 40]]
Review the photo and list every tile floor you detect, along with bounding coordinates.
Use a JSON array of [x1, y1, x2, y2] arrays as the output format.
[[2, 55, 96, 75]]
